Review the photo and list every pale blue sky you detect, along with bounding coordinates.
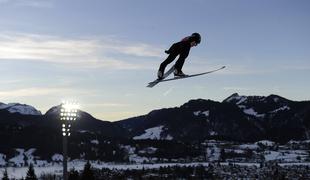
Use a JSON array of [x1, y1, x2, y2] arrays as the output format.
[[0, 0, 309, 121]]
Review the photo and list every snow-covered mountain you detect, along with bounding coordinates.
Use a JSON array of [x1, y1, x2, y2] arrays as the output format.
[[117, 93, 310, 143], [0, 103, 41, 115], [1, 94, 309, 143], [0, 93, 309, 166], [223, 93, 291, 118], [133, 125, 173, 140]]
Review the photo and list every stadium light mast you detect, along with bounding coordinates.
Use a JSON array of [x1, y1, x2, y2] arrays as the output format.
[[60, 101, 78, 180]]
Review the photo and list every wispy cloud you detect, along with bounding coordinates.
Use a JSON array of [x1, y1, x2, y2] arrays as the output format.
[[0, 87, 70, 98], [100, 37, 162, 57], [86, 103, 130, 108], [0, 33, 99, 62], [0, 32, 162, 70], [0, 87, 103, 104]]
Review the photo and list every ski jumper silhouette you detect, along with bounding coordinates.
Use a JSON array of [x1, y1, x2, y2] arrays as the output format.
[[157, 32, 201, 79]]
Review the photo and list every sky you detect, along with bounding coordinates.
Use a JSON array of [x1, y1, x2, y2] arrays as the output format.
[[0, 0, 309, 121]]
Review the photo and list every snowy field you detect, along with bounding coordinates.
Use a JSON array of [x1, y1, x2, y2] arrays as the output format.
[[1, 161, 310, 179], [1, 139, 310, 178], [2, 161, 210, 179]]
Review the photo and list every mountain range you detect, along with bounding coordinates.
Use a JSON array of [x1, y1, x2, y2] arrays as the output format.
[[116, 93, 310, 143], [0, 93, 309, 163]]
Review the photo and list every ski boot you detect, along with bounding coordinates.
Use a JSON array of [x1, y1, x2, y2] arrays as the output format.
[[174, 69, 187, 77]]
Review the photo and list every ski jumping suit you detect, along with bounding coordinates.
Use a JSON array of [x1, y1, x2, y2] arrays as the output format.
[[159, 37, 191, 73]]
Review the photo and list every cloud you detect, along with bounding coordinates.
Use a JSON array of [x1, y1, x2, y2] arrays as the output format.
[[0, 87, 70, 98], [0, 86, 103, 105], [0, 32, 162, 70], [86, 103, 130, 108], [0, 33, 99, 62], [97, 37, 162, 58]]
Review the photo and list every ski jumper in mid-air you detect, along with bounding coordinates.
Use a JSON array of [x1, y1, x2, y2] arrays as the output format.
[[157, 32, 201, 79]]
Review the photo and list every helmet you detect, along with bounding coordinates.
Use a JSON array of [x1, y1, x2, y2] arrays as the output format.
[[190, 32, 201, 44]]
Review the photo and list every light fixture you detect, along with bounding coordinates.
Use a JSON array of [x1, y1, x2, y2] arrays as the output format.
[[60, 101, 78, 180], [60, 101, 78, 137]]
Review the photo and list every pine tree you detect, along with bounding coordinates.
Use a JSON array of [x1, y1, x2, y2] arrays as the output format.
[[81, 161, 95, 180], [196, 165, 206, 178], [68, 168, 80, 180], [25, 164, 37, 180], [219, 148, 226, 162], [2, 168, 9, 180]]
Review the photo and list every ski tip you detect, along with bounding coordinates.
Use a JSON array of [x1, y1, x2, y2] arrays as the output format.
[[147, 83, 155, 88]]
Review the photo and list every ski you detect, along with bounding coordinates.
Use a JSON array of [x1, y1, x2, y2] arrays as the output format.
[[147, 65, 175, 88], [147, 66, 225, 87]]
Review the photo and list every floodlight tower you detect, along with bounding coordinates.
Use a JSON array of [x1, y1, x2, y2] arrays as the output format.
[[60, 102, 78, 180]]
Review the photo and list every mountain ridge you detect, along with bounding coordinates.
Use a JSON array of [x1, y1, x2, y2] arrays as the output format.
[[116, 93, 310, 143], [0, 102, 42, 116], [0, 93, 309, 166], [1, 93, 309, 144]]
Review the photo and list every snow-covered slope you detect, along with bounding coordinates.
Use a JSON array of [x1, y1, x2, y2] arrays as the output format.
[[223, 93, 291, 119], [133, 125, 173, 140], [0, 103, 41, 115]]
